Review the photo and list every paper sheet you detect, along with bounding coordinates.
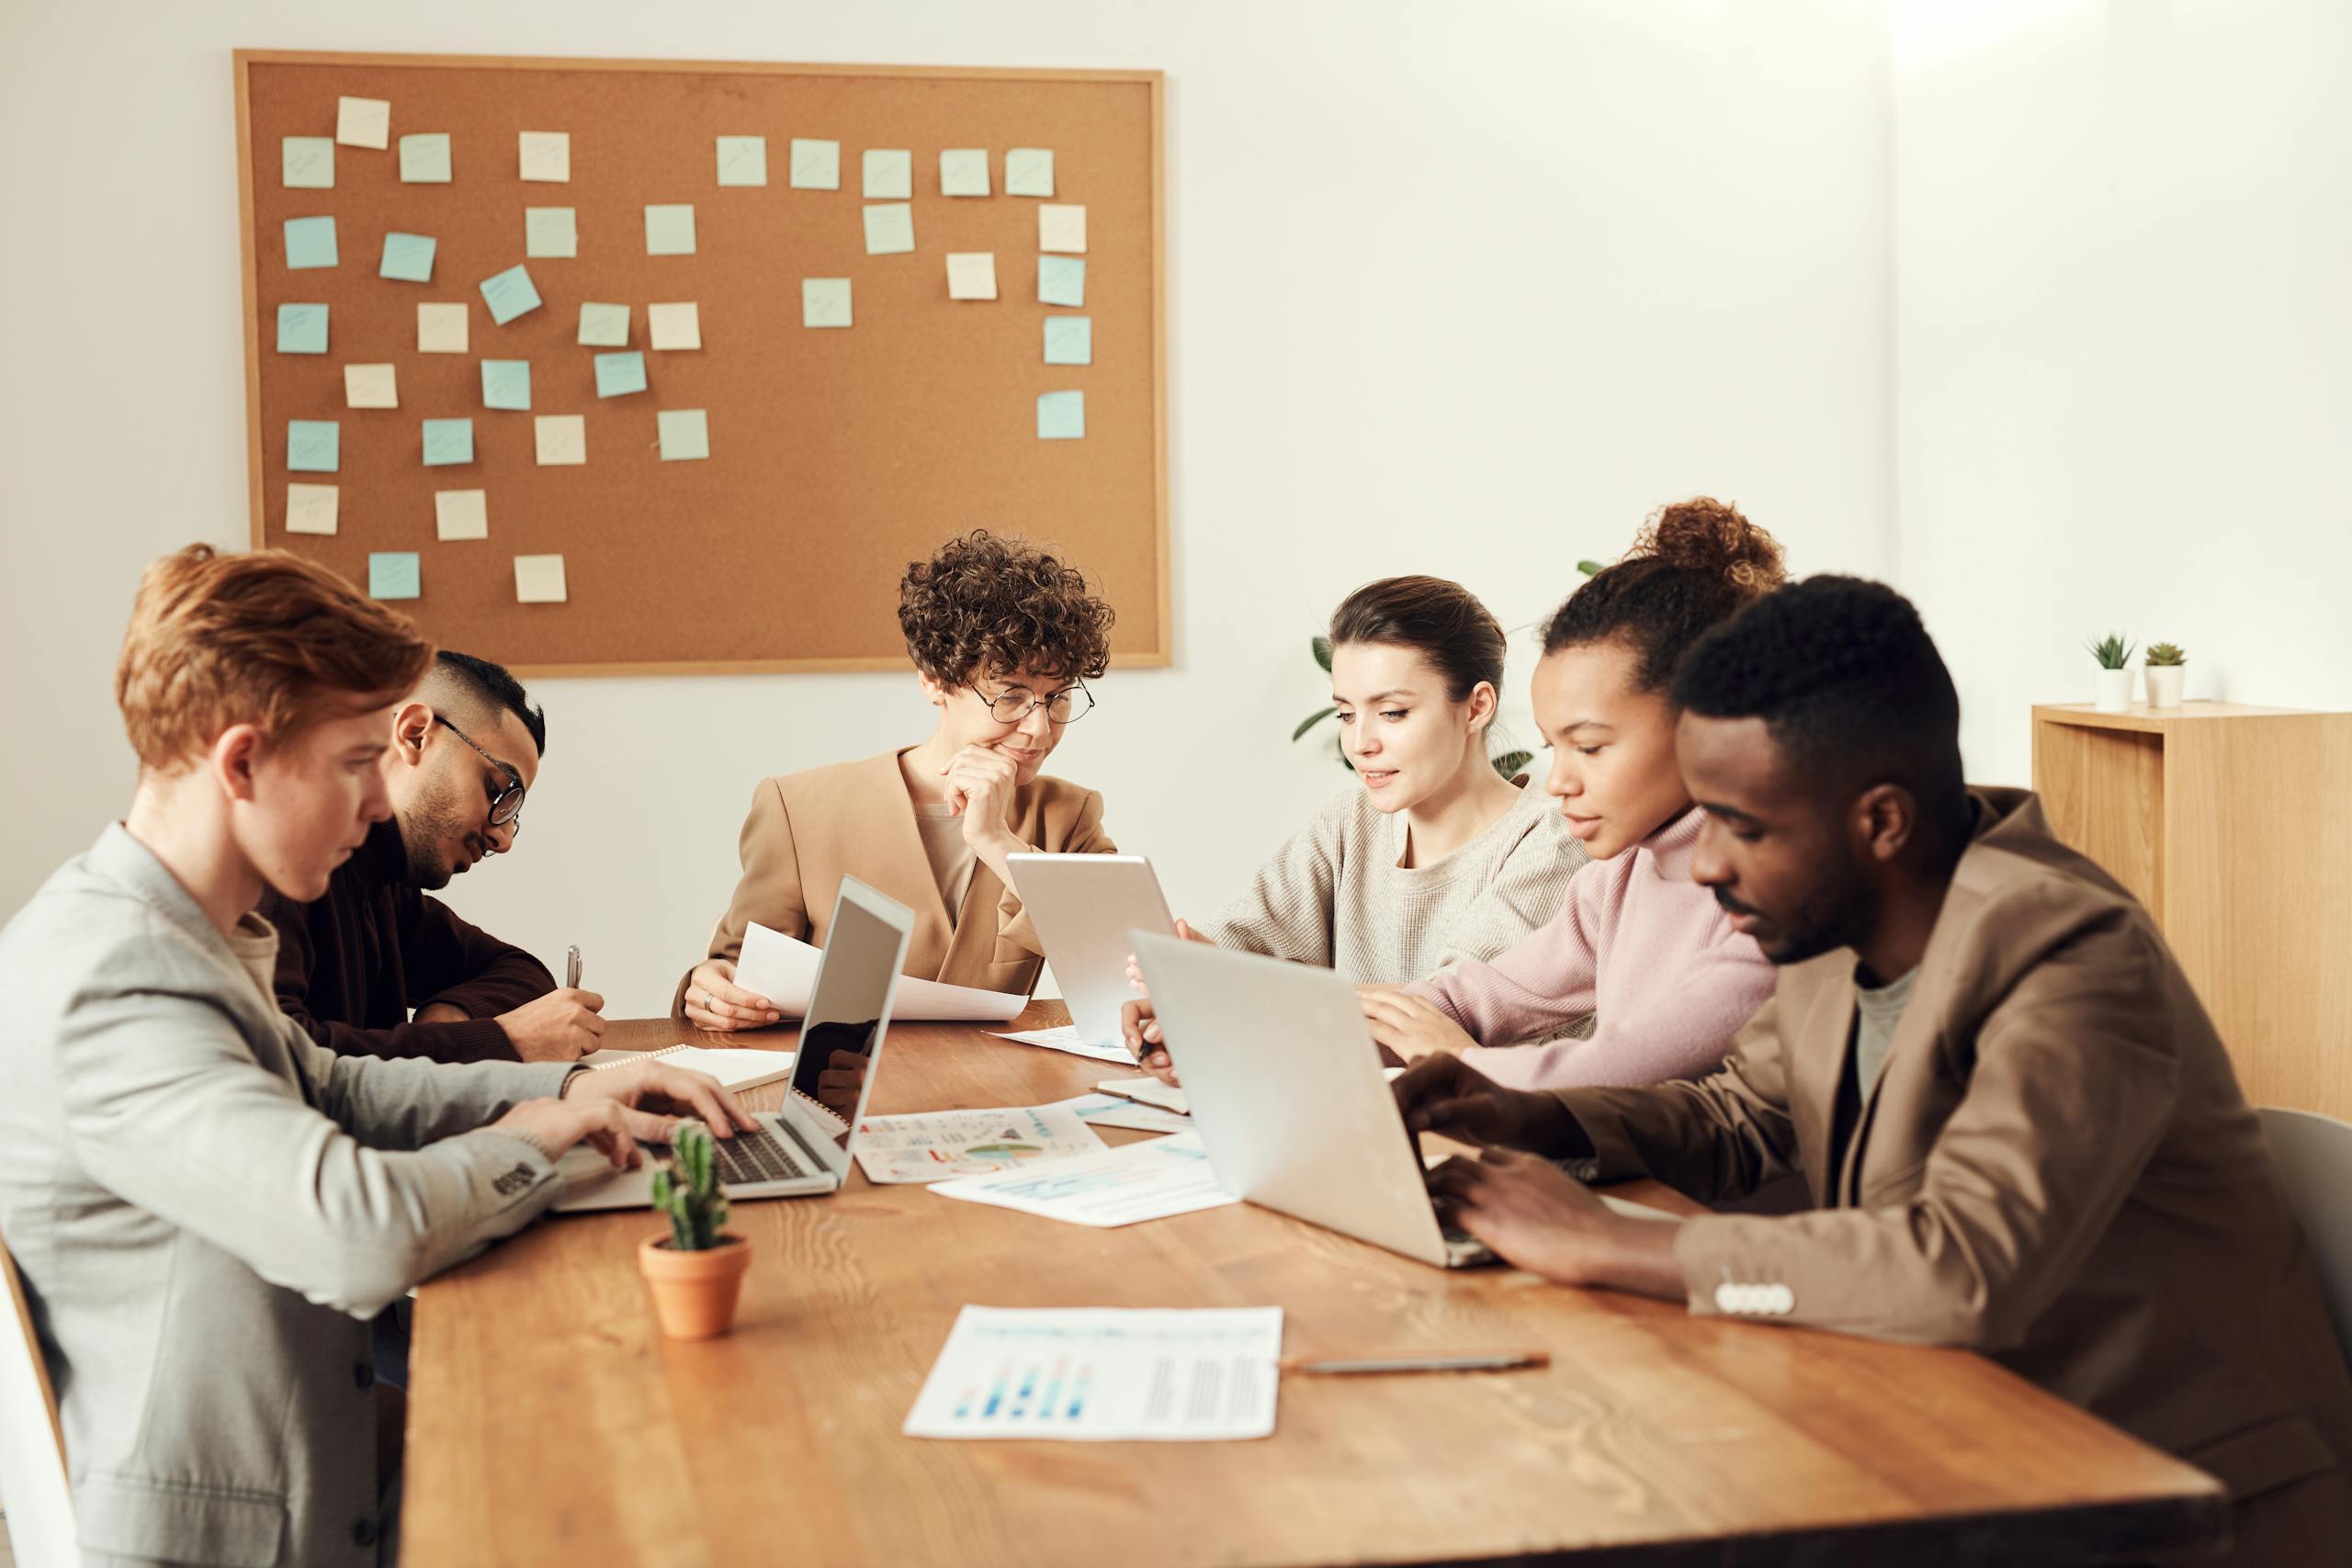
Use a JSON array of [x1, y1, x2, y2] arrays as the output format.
[[281, 137, 334, 189], [648, 302, 701, 350], [518, 130, 570, 183], [1038, 203, 1087, 254], [422, 419, 474, 467], [399, 133, 451, 184], [864, 204, 914, 255], [594, 352, 648, 398], [335, 96, 390, 151], [801, 278, 853, 328], [1036, 390, 1085, 441], [433, 489, 488, 541], [285, 482, 338, 536], [577, 302, 629, 347], [1005, 148, 1055, 197], [1043, 315, 1092, 366], [853, 1103, 1104, 1184], [927, 1131, 1236, 1228], [904, 1306, 1281, 1441], [533, 415, 584, 467], [1038, 255, 1086, 308], [416, 303, 468, 355], [287, 420, 339, 473], [1057, 1093, 1191, 1135], [514, 554, 568, 604], [368, 552, 420, 601], [284, 216, 337, 270], [989, 1022, 1136, 1066], [734, 921, 1024, 1021], [344, 364, 397, 410], [863, 148, 912, 198], [657, 408, 709, 461], [577, 1043, 796, 1092], [479, 265, 541, 325], [644, 204, 696, 256], [277, 304, 327, 355], [789, 138, 841, 190], [525, 207, 577, 259], [939, 148, 990, 197], [481, 360, 531, 411], [379, 232, 435, 283], [716, 135, 768, 186], [945, 252, 998, 300]]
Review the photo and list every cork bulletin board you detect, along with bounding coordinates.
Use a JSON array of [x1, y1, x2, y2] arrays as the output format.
[[233, 51, 1169, 675]]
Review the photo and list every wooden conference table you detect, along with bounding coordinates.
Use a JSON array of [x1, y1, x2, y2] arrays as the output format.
[[403, 1005, 2225, 1567]]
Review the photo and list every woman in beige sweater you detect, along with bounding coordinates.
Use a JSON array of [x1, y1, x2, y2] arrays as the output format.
[[680, 531, 1118, 1030], [1196, 576, 1589, 982]]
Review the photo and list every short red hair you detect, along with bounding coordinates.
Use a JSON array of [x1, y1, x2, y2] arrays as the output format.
[[115, 545, 435, 772]]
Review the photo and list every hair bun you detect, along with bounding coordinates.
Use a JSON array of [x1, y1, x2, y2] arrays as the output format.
[[1637, 497, 1786, 595]]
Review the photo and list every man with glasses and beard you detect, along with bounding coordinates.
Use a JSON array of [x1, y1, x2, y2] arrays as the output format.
[[259, 650, 604, 1066]]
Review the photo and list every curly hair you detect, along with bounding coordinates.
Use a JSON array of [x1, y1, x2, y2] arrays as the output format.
[[1543, 497, 1787, 691], [1671, 574, 1968, 827], [898, 530, 1115, 687]]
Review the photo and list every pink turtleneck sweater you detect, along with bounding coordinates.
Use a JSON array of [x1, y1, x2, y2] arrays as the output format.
[[1405, 807, 1774, 1090]]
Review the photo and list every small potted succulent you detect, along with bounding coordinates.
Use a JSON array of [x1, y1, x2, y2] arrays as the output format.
[[2086, 632, 2136, 713], [2144, 642, 2188, 709], [638, 1121, 751, 1340]]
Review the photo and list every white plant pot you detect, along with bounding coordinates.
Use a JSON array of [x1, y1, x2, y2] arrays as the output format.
[[2094, 668, 2137, 713], [2145, 666, 2186, 708]]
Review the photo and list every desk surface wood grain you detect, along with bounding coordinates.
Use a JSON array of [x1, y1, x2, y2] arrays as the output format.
[[403, 1006, 2224, 1567]]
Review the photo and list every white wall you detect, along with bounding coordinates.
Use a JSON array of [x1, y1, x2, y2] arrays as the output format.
[[0, 0, 1894, 1017], [1889, 0, 2352, 784]]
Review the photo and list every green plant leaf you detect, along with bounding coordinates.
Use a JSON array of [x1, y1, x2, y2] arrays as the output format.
[[1576, 559, 1603, 576], [1491, 750, 1534, 780], [1292, 706, 1337, 742], [1310, 635, 1333, 673]]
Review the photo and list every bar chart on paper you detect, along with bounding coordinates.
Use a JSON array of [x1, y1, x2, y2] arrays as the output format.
[[903, 1306, 1283, 1441]]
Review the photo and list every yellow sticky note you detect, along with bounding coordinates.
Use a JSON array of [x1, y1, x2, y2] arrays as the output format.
[[1039, 204, 1087, 254], [534, 414, 585, 467], [514, 554, 569, 604], [336, 96, 390, 151], [416, 303, 469, 354], [435, 489, 489, 541], [648, 302, 701, 351], [344, 364, 398, 410], [945, 253, 998, 301], [519, 131, 570, 183], [285, 482, 338, 536]]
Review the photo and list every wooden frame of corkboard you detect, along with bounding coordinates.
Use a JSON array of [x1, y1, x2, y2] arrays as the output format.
[[233, 50, 1169, 677]]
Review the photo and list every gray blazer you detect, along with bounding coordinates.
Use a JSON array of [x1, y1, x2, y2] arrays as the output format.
[[0, 827, 576, 1567]]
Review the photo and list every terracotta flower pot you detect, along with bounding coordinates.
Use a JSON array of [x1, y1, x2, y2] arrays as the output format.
[[639, 1234, 750, 1340]]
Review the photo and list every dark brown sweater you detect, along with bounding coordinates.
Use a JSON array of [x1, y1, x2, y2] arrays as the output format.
[[256, 817, 554, 1063]]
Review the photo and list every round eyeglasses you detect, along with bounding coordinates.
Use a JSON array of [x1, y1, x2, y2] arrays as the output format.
[[432, 714, 527, 827], [983, 682, 1095, 726]]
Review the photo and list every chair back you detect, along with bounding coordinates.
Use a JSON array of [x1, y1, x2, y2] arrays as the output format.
[[2259, 1105, 2352, 1365], [0, 1236, 74, 1563]]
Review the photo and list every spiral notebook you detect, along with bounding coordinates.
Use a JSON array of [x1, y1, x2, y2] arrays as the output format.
[[576, 1043, 797, 1093]]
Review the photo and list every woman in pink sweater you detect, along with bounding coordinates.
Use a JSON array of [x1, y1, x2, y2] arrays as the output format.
[[1358, 499, 1782, 1090]]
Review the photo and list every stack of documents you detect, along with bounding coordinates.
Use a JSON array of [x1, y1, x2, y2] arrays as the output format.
[[928, 1131, 1236, 1227], [576, 1043, 796, 1092], [737, 921, 1027, 1021]]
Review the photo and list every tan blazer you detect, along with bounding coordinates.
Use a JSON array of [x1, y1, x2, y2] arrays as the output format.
[[1558, 788, 2352, 1543], [680, 750, 1114, 1014]]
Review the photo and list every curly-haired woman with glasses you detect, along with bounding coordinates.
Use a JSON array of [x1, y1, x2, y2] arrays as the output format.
[[678, 530, 1118, 1030]]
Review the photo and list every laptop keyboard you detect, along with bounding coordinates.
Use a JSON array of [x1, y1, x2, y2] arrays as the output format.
[[707, 1124, 811, 1186]]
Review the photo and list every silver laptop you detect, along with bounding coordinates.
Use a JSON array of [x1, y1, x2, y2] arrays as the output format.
[[1129, 932, 1490, 1268], [555, 877, 913, 1212], [1005, 852, 1177, 1051]]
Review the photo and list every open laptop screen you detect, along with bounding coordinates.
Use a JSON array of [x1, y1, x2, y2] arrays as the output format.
[[786, 885, 905, 1149]]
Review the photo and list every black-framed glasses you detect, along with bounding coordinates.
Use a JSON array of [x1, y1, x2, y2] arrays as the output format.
[[982, 682, 1095, 725], [432, 714, 527, 827]]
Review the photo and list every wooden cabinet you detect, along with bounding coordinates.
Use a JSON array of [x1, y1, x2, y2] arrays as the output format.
[[2031, 702, 2352, 1120]]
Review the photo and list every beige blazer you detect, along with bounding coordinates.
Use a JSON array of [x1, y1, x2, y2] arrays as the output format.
[[681, 749, 1114, 1013], [1558, 788, 2352, 1543]]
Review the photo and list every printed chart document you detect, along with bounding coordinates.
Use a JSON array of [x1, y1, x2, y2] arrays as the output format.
[[854, 1103, 1104, 1184], [928, 1132, 1237, 1227], [904, 1306, 1283, 1441], [575, 1043, 796, 1093], [990, 1021, 1136, 1066], [735, 920, 1026, 1021]]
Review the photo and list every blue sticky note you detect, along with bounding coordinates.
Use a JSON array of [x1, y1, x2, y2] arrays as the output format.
[[276, 303, 328, 355], [644, 204, 696, 256], [1036, 390, 1085, 441], [657, 408, 709, 461], [479, 265, 542, 325], [1043, 315, 1092, 367], [368, 552, 422, 601], [281, 136, 334, 189], [422, 419, 475, 467], [399, 133, 452, 184], [481, 359, 531, 411], [594, 352, 648, 399], [1038, 255, 1086, 308], [379, 232, 435, 283], [283, 216, 337, 270], [288, 420, 340, 472]]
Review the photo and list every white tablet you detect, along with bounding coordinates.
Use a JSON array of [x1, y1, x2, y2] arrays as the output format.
[[1006, 853, 1178, 1050]]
